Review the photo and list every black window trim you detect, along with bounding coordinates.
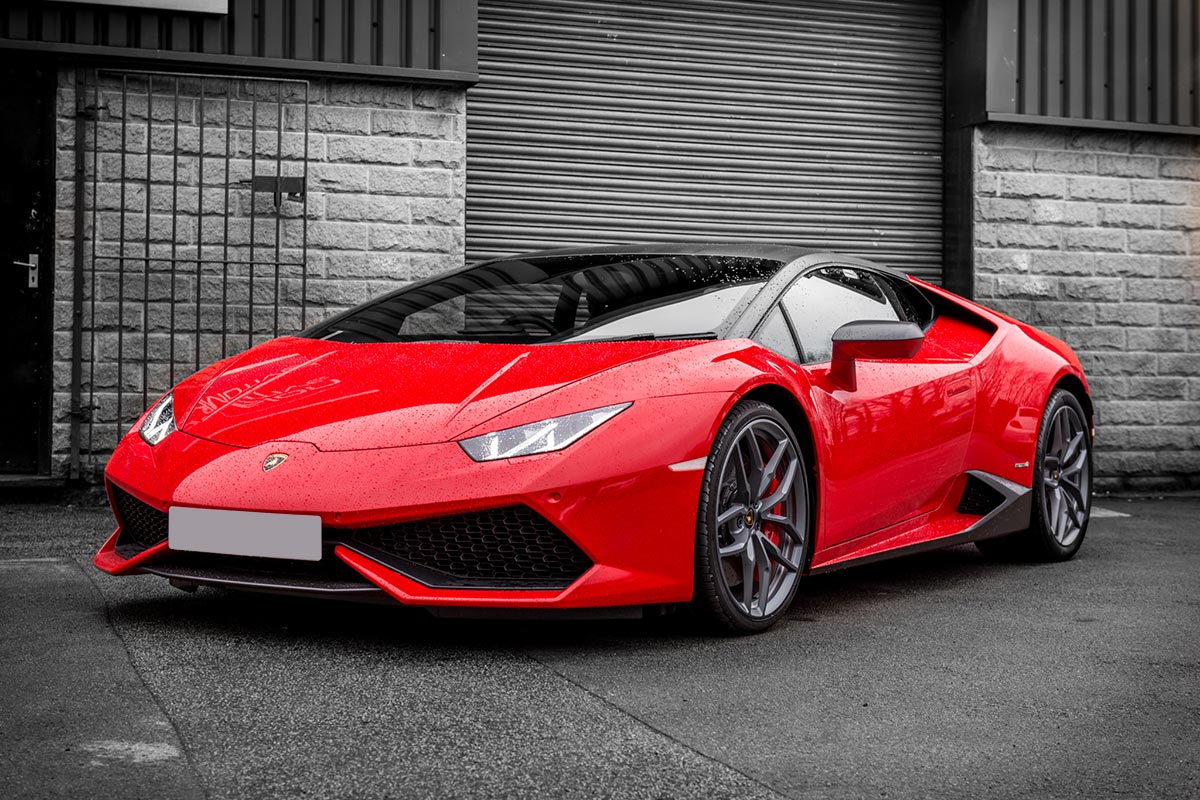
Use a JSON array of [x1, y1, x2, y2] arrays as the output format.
[[749, 301, 807, 364]]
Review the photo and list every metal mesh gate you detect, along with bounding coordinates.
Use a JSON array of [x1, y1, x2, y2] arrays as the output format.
[[74, 70, 310, 474]]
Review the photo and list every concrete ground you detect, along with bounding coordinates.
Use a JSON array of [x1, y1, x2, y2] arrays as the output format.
[[1, 495, 1196, 800]]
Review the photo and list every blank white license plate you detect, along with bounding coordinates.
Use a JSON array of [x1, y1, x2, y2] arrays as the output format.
[[168, 507, 322, 561]]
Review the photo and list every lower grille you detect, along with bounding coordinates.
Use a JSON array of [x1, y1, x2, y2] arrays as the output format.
[[111, 485, 169, 552], [109, 490, 592, 592], [342, 506, 593, 590]]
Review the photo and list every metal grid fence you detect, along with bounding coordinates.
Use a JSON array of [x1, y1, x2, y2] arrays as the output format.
[[73, 69, 311, 474]]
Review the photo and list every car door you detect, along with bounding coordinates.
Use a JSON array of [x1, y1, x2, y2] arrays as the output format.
[[778, 266, 976, 546]]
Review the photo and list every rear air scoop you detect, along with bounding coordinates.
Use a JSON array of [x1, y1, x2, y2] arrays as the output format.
[[174, 336, 698, 450]]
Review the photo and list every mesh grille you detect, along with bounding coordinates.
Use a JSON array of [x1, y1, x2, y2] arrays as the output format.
[[111, 485, 169, 551], [958, 475, 1006, 517], [344, 506, 592, 589]]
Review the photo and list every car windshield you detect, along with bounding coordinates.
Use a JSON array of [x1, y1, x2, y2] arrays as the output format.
[[306, 253, 784, 344]]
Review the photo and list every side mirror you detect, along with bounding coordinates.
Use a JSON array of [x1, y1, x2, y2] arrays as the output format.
[[829, 320, 924, 391]]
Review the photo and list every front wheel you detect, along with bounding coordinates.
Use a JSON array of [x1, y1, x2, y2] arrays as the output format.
[[693, 401, 810, 634], [977, 388, 1092, 561]]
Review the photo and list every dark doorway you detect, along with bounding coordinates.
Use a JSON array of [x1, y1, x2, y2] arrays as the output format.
[[0, 58, 53, 474]]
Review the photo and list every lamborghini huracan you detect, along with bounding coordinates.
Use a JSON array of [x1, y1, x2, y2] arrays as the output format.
[[95, 244, 1094, 633]]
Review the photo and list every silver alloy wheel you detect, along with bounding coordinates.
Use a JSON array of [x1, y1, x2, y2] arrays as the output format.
[[713, 418, 807, 619], [1041, 404, 1090, 547]]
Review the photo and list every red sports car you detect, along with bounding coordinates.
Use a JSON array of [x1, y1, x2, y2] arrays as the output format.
[[95, 245, 1094, 633]]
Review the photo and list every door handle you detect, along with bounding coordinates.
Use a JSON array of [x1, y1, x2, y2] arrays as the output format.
[[13, 253, 38, 288], [945, 376, 972, 398]]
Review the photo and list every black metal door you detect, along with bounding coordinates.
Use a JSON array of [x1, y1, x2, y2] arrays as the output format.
[[0, 58, 52, 474]]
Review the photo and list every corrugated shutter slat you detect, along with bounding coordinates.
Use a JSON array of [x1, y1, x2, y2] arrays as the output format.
[[468, 0, 944, 280]]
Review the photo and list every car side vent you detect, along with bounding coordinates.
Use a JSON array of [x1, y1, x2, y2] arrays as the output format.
[[111, 485, 170, 552], [957, 474, 1006, 517]]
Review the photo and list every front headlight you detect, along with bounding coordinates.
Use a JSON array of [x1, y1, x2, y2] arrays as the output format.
[[458, 403, 631, 462], [139, 393, 176, 446]]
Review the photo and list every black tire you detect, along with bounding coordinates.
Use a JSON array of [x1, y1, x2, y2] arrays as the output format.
[[976, 388, 1092, 561], [693, 400, 811, 634]]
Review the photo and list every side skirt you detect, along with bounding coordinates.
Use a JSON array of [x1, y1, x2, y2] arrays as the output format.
[[808, 471, 1032, 576]]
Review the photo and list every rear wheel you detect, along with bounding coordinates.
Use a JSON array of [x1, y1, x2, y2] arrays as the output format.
[[976, 388, 1092, 561], [694, 401, 810, 634]]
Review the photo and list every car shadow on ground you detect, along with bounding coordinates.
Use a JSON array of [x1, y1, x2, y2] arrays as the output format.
[[97, 542, 1054, 652]]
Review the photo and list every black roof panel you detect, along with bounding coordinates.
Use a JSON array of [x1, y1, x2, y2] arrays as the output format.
[[502, 241, 829, 265]]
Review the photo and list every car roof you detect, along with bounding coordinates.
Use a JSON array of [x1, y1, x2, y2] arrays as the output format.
[[494, 242, 908, 281], [305, 242, 916, 344], [503, 241, 826, 264]]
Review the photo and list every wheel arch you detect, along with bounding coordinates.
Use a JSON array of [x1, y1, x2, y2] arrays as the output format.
[[1052, 373, 1094, 433]]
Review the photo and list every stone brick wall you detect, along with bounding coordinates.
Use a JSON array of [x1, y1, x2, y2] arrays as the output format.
[[973, 123, 1200, 491], [45, 76, 1200, 490], [52, 69, 466, 478]]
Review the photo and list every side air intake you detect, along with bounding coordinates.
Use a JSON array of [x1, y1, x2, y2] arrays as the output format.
[[111, 485, 169, 553], [957, 473, 1007, 516]]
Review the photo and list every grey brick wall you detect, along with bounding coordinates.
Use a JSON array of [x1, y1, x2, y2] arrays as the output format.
[[52, 70, 466, 477], [973, 123, 1200, 491]]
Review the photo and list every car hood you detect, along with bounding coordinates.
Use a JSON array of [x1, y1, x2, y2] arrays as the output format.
[[174, 336, 705, 450]]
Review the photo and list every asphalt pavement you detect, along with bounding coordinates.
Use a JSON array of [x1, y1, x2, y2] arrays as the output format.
[[1, 495, 1197, 800]]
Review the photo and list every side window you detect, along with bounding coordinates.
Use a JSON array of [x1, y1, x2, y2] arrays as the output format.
[[876, 273, 936, 329], [752, 306, 801, 363], [780, 267, 900, 363]]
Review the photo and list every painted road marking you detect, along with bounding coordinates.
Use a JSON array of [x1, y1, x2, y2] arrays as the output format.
[[1092, 506, 1132, 519]]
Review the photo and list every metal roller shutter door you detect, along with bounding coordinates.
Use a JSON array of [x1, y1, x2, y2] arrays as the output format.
[[467, 0, 944, 281]]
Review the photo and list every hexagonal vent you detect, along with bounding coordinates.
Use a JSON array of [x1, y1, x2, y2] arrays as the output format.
[[111, 485, 169, 552], [343, 506, 593, 590]]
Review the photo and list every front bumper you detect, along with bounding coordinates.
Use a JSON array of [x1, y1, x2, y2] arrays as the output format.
[[95, 393, 731, 610]]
